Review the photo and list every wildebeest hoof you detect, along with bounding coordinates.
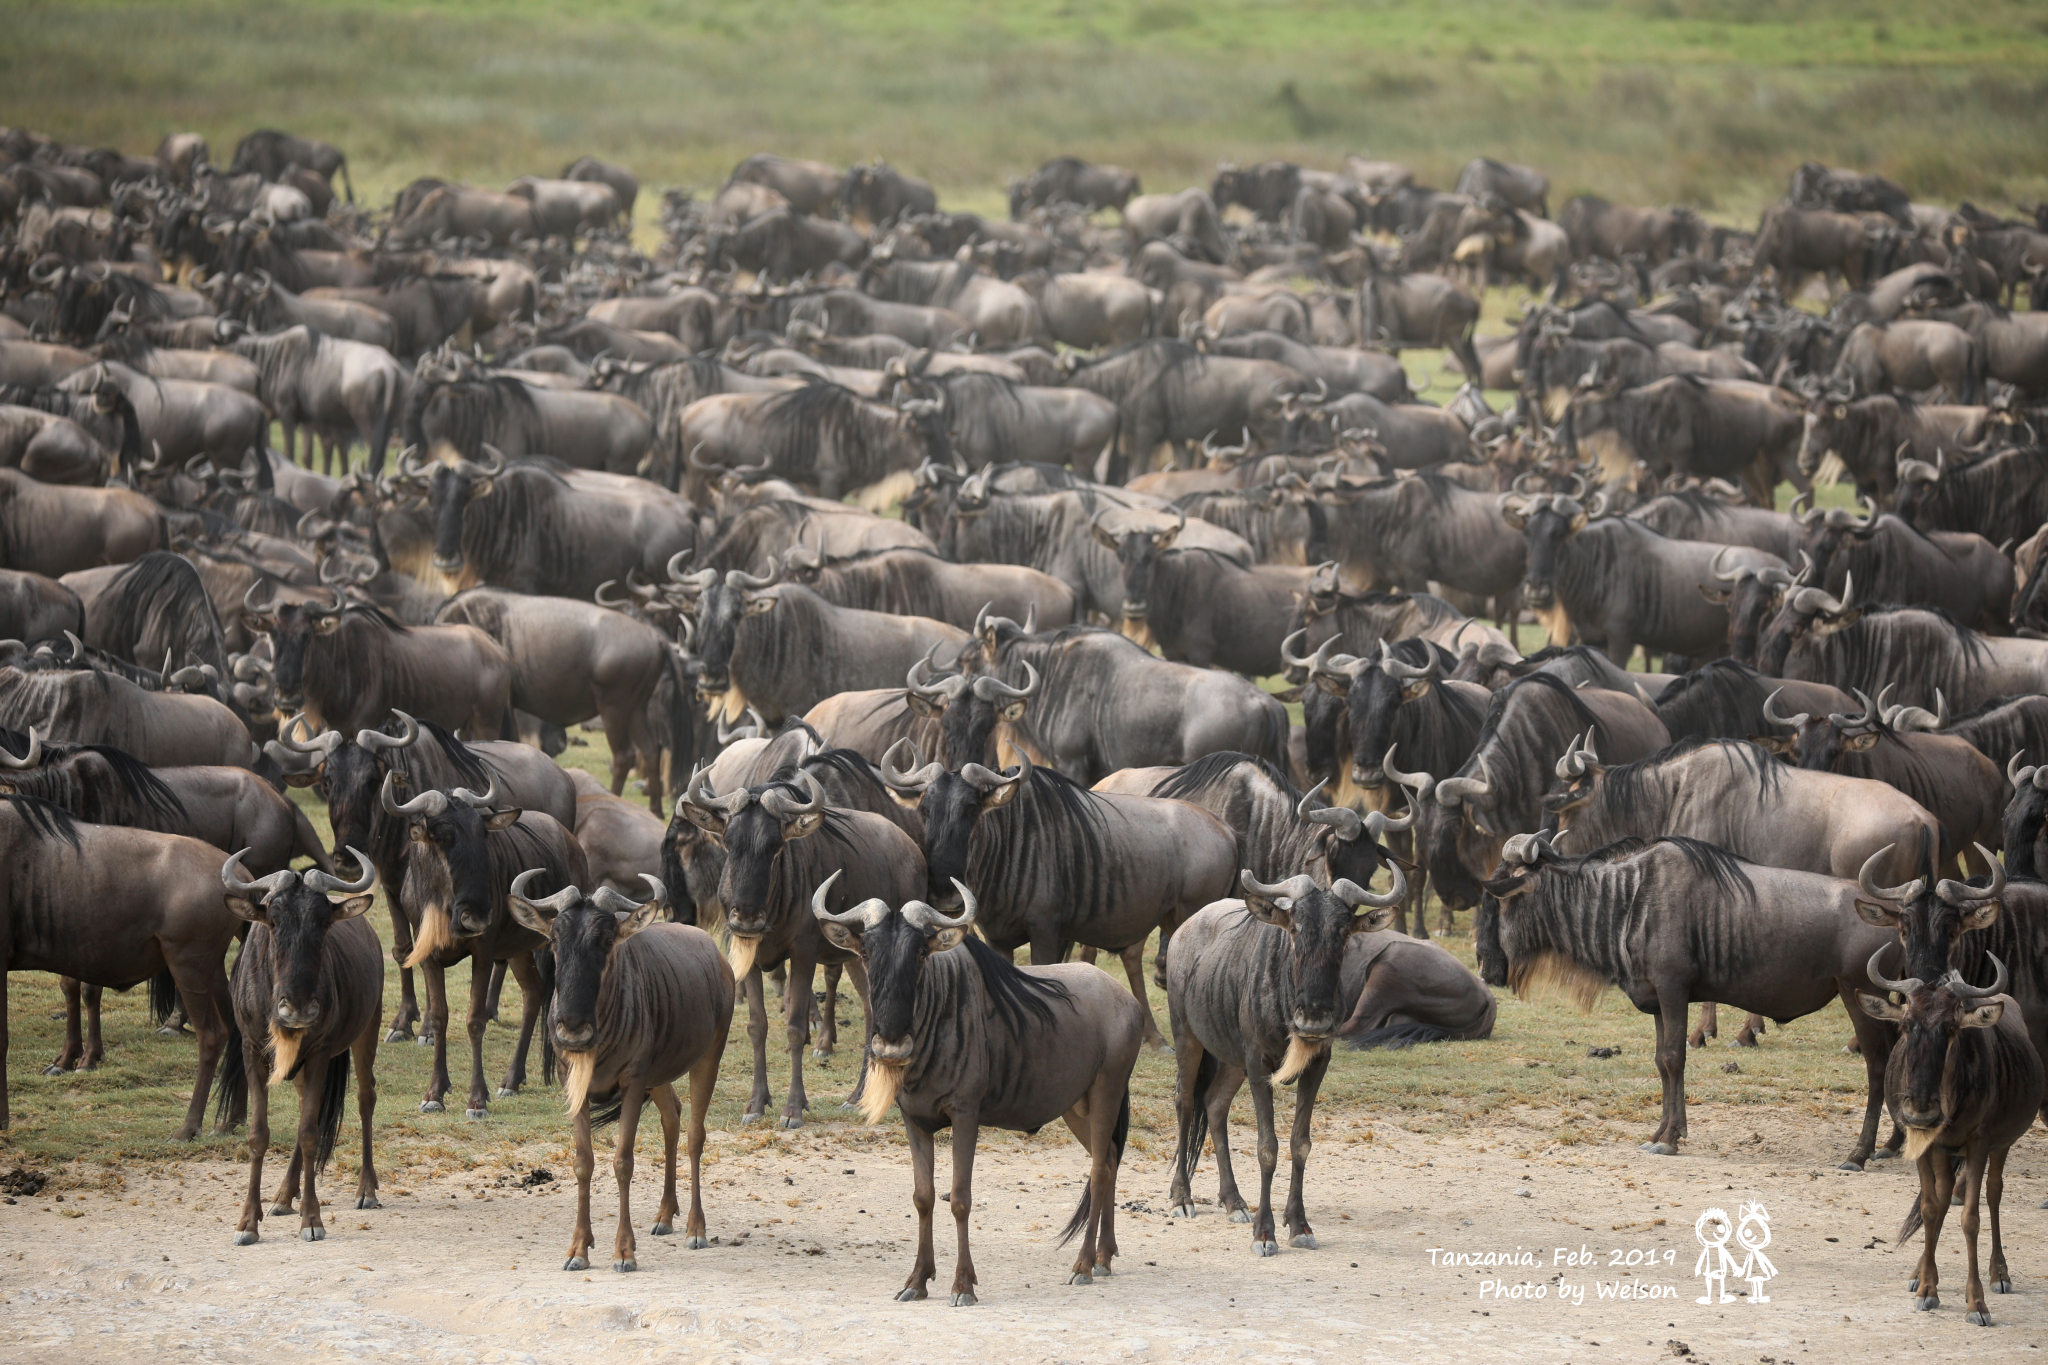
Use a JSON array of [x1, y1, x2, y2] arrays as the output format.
[[1170, 1203, 1196, 1219], [740, 1111, 762, 1127], [385, 1028, 412, 1043], [650, 1222, 673, 1236], [300, 1226, 324, 1242], [1253, 1240, 1279, 1257], [1869, 1147, 1899, 1160], [42, 1063, 66, 1076], [356, 1195, 380, 1210], [232, 1230, 258, 1246], [614, 1258, 636, 1273], [1994, 1278, 2013, 1294], [496, 1087, 517, 1098], [1908, 1276, 1919, 1291], [811, 1046, 832, 1060], [1639, 1141, 1676, 1155], [1068, 1271, 1094, 1285], [895, 1286, 927, 1302], [564, 1256, 589, 1271], [1147, 1039, 1175, 1056], [415, 1032, 434, 1046], [685, 1235, 709, 1249], [270, 1203, 294, 1216], [950, 1291, 976, 1306], [1093, 1262, 1112, 1277], [777, 1113, 804, 1130], [419, 1100, 444, 1113], [1967, 1309, 1992, 1326], [1228, 1209, 1250, 1224], [1915, 1294, 1939, 1311], [1291, 1233, 1319, 1249], [1837, 1159, 1866, 1172], [465, 1107, 488, 1120], [157, 1024, 190, 1037]]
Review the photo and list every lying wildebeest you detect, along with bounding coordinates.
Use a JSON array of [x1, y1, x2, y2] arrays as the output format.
[[384, 775, 586, 1117], [0, 793, 239, 1136], [1167, 867, 1404, 1253], [675, 767, 924, 1129], [216, 851, 382, 1245], [1479, 833, 1899, 1165], [508, 872, 734, 1271], [1340, 928, 1497, 1047], [812, 875, 1144, 1301], [882, 745, 1236, 1051]]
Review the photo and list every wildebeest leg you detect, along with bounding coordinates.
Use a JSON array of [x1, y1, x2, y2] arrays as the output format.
[[814, 960, 841, 1060], [289, 1055, 331, 1241], [271, 1143, 303, 1214], [1837, 983, 1892, 1170], [1642, 994, 1687, 1155], [843, 959, 873, 1109], [1246, 1067, 1284, 1256], [684, 1022, 723, 1246], [565, 1100, 596, 1270], [463, 955, 493, 1117], [1913, 1148, 1955, 1310], [1167, 1020, 1207, 1217], [232, 1035, 268, 1244], [1284, 1050, 1331, 1249], [497, 952, 543, 1097], [1206, 1061, 1251, 1219], [420, 963, 452, 1111], [353, 1022, 381, 1210], [479, 958, 507, 1025], [611, 1079, 647, 1272], [48, 977, 85, 1072], [1115, 942, 1171, 1053], [387, 905, 421, 1041], [898, 1120, 938, 1300], [1986, 1147, 2011, 1294], [780, 950, 817, 1128], [946, 1107, 981, 1305], [171, 960, 232, 1141], [0, 967, 9, 1128], [647, 1082, 682, 1238], [1688, 1002, 1719, 1049], [741, 966, 771, 1124], [1961, 1145, 1992, 1324], [82, 985, 103, 1067], [1153, 925, 1172, 989]]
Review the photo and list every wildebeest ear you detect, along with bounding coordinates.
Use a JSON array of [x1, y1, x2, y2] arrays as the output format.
[[905, 692, 944, 720], [239, 611, 271, 636], [1090, 522, 1121, 551], [1242, 893, 1293, 929], [1350, 905, 1395, 935], [1855, 991, 1906, 1023], [744, 595, 778, 616], [781, 810, 822, 840], [818, 920, 861, 953], [332, 894, 374, 922], [1399, 677, 1432, 701], [484, 808, 522, 831], [1748, 734, 1794, 755], [1310, 671, 1348, 698], [1813, 608, 1863, 636], [1961, 901, 2001, 931], [1478, 871, 1531, 899], [980, 779, 1025, 811], [408, 824, 429, 844], [470, 477, 495, 499], [313, 613, 343, 636], [928, 926, 966, 954], [1844, 730, 1879, 751], [998, 698, 1029, 722], [680, 803, 727, 834], [1961, 1000, 2005, 1030], [506, 898, 554, 937], [1851, 898, 1900, 928], [883, 786, 923, 811], [223, 895, 268, 925], [1697, 583, 1733, 605], [283, 768, 323, 789]]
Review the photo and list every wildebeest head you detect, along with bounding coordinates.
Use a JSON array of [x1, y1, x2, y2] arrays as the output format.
[[1239, 867, 1402, 1081], [677, 769, 825, 977], [690, 565, 780, 705], [811, 870, 977, 1073], [242, 580, 344, 711], [269, 710, 450, 883], [904, 637, 1038, 769], [1791, 492, 1880, 586], [1701, 546, 1801, 667], [1891, 447, 1949, 527], [1795, 389, 1858, 479], [1498, 490, 1602, 612], [404, 445, 503, 575], [219, 847, 376, 1045], [382, 771, 520, 960], [1850, 834, 2004, 990], [881, 740, 1026, 908], [1312, 638, 1448, 790], [1536, 730, 1608, 823], [2004, 751, 2048, 877], [508, 871, 667, 1061], [1472, 831, 1573, 987], [1754, 573, 1859, 676], [1754, 682, 1893, 771], [1858, 944, 2008, 1146], [1091, 510, 1184, 622]]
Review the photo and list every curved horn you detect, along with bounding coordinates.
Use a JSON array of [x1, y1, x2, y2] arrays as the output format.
[[1865, 943, 1922, 998], [902, 882, 979, 933], [758, 769, 825, 819], [451, 778, 501, 810], [357, 709, 420, 752], [590, 876, 667, 918], [1935, 845, 2004, 907], [1332, 861, 1407, 909], [1945, 951, 2010, 1002], [1239, 870, 1317, 904], [961, 750, 1030, 794], [303, 849, 377, 897], [1710, 546, 1750, 584], [1434, 756, 1493, 809], [725, 563, 780, 591], [969, 660, 1039, 702], [1379, 638, 1435, 681], [220, 847, 295, 901], [880, 738, 944, 791], [508, 867, 582, 918], [378, 770, 447, 818], [1760, 688, 1810, 731], [1380, 743, 1434, 805], [0, 726, 41, 770], [1856, 844, 1924, 905], [809, 870, 891, 931], [1296, 778, 1363, 842]]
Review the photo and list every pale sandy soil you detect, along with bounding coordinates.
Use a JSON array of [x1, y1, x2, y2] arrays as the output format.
[[3, 1103, 2046, 1365]]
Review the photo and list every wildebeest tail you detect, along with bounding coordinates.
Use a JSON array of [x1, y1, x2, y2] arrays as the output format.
[[589, 1086, 625, 1129], [1897, 1193, 1922, 1248], [1253, 701, 1290, 774], [148, 967, 179, 1028], [1174, 1049, 1221, 1204], [1346, 1021, 1455, 1051], [313, 1049, 352, 1171], [211, 1013, 247, 1127], [1058, 1088, 1132, 1247], [538, 943, 558, 1086]]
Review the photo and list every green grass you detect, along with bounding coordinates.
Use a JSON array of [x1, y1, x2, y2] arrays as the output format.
[[0, 731, 1889, 1179], [8, 1, 2047, 227]]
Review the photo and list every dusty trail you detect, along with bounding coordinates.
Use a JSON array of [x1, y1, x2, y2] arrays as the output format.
[[4, 1104, 2044, 1363]]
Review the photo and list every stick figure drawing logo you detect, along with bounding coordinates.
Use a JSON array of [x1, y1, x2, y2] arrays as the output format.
[[1695, 1203, 1778, 1304]]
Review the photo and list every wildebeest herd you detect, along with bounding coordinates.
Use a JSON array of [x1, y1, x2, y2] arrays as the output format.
[[2, 124, 2047, 1326]]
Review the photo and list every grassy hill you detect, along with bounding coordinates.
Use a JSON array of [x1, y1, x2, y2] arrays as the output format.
[[8, 0, 2047, 221]]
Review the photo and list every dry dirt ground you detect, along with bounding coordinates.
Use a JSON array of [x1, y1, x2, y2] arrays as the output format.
[[4, 1103, 2047, 1364]]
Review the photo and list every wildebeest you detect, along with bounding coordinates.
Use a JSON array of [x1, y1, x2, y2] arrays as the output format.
[[1355, 267, 1482, 377], [384, 774, 586, 1116], [675, 766, 924, 1128], [1760, 591, 2048, 712], [0, 794, 240, 1136], [811, 875, 1144, 1301], [1558, 195, 1697, 263], [505, 176, 619, 239], [1455, 158, 1549, 216], [678, 383, 936, 501], [1201, 330, 1410, 402], [385, 185, 537, 248], [1166, 867, 1403, 1253], [1790, 499, 2013, 635], [403, 371, 653, 476], [229, 129, 354, 202], [1478, 833, 1899, 1165], [1317, 473, 1524, 610], [882, 746, 1235, 1051], [1122, 189, 1230, 263], [0, 569, 82, 641], [1063, 340, 1310, 482], [1649, 659, 1854, 743], [562, 155, 639, 221], [228, 324, 406, 472], [1010, 157, 1140, 215], [1834, 320, 1982, 404], [1894, 445, 2048, 550], [1561, 374, 1804, 503], [1788, 162, 1913, 225], [1018, 270, 1155, 350], [507, 872, 733, 1270], [725, 154, 844, 216], [1629, 488, 1803, 561], [0, 659, 258, 769], [1795, 394, 2005, 508], [1753, 205, 1879, 297], [783, 546, 1074, 631], [1095, 517, 1315, 676], [216, 851, 383, 1245]]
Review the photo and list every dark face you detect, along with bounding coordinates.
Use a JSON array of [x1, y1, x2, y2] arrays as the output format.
[[714, 794, 821, 938], [1797, 400, 1850, 477], [1318, 832, 1390, 890], [914, 772, 1020, 905], [407, 803, 518, 937], [1871, 986, 2002, 1130], [692, 584, 773, 698], [548, 902, 620, 1051], [1517, 505, 1579, 610], [2003, 780, 2048, 878], [428, 465, 486, 570], [936, 694, 1004, 769], [1721, 578, 1783, 667], [1245, 886, 1377, 1039], [1474, 892, 1509, 986], [323, 741, 395, 877], [1111, 531, 1168, 620], [261, 602, 341, 708], [826, 911, 961, 1057], [251, 885, 366, 1029], [1538, 768, 1599, 821], [1788, 717, 1879, 772], [1341, 666, 1412, 788], [1753, 600, 1814, 676], [1301, 682, 1347, 789]]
